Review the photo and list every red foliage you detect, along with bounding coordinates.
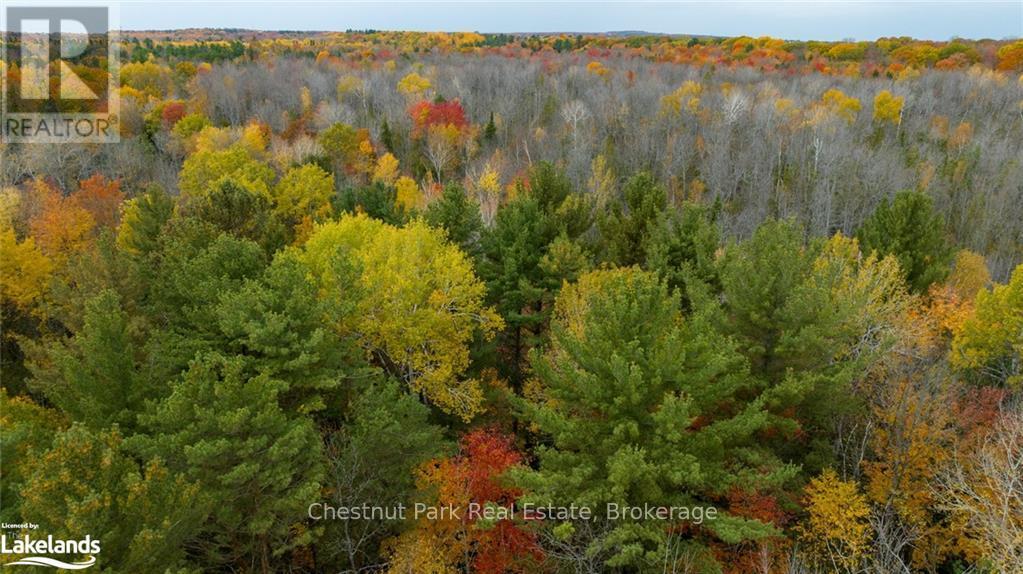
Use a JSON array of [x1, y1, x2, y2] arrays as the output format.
[[408, 99, 469, 136], [161, 101, 186, 127], [442, 428, 542, 574]]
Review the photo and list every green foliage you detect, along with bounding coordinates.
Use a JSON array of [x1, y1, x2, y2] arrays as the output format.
[[185, 178, 289, 253], [130, 353, 323, 569], [599, 172, 667, 267], [0, 391, 66, 524], [479, 162, 593, 388], [20, 424, 208, 572], [643, 200, 721, 309], [424, 183, 484, 258], [335, 182, 407, 225], [117, 184, 174, 257], [27, 290, 151, 431], [319, 378, 451, 571], [215, 251, 362, 414], [716, 222, 906, 471], [857, 190, 953, 293], [953, 264, 1023, 387], [516, 268, 785, 568]]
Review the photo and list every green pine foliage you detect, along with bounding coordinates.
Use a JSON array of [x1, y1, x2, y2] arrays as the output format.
[[857, 190, 953, 293], [516, 268, 789, 569]]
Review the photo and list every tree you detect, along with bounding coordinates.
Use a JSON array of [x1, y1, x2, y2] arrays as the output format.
[[372, 152, 400, 186], [215, 250, 361, 414], [273, 163, 335, 225], [301, 214, 502, 420], [178, 144, 276, 201], [0, 391, 65, 524], [74, 174, 125, 228], [516, 268, 783, 570], [478, 163, 591, 388], [873, 90, 904, 126], [130, 353, 323, 571], [952, 264, 1023, 387], [116, 184, 174, 256], [642, 200, 720, 310], [387, 428, 541, 574], [319, 378, 450, 572], [424, 183, 484, 258], [0, 225, 53, 312], [18, 424, 208, 572], [186, 178, 289, 253], [798, 469, 871, 572], [857, 190, 953, 294], [598, 172, 667, 267], [935, 404, 1023, 572], [319, 122, 374, 177], [717, 224, 907, 471], [27, 179, 95, 261], [27, 290, 150, 431]]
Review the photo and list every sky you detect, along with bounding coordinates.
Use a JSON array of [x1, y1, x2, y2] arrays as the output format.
[[5, 1, 1022, 41]]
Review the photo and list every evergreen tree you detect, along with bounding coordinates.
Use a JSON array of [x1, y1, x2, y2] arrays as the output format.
[[130, 353, 323, 571], [856, 190, 953, 293], [336, 182, 407, 225], [27, 290, 151, 431], [643, 200, 721, 310], [483, 111, 497, 141], [186, 178, 289, 254], [319, 378, 451, 571], [516, 268, 785, 569], [598, 172, 667, 267], [20, 424, 208, 572], [478, 162, 592, 387], [117, 184, 174, 257], [215, 251, 363, 414], [424, 183, 484, 258]]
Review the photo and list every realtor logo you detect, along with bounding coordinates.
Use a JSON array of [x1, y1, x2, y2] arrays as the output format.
[[1, 3, 119, 143]]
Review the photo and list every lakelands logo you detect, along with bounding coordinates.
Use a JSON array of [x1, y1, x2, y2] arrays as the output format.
[[1, 534, 100, 569], [1, 2, 120, 143]]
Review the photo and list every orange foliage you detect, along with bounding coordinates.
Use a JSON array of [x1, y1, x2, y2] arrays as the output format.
[[74, 175, 125, 229]]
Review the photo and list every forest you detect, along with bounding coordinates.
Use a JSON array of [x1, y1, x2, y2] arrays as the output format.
[[1, 29, 1022, 574]]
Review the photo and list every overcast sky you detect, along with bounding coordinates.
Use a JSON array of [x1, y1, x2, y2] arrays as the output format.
[[7, 1, 1023, 40]]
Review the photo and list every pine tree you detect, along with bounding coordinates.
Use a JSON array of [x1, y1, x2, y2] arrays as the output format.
[[516, 268, 785, 569], [116, 184, 174, 256], [483, 111, 497, 141], [424, 183, 485, 259], [643, 200, 721, 310], [598, 172, 667, 267], [856, 190, 953, 293], [20, 424, 208, 572], [130, 353, 323, 571], [27, 290, 151, 431], [478, 163, 592, 388], [319, 378, 451, 571]]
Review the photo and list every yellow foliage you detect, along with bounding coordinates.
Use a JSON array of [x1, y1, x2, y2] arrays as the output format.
[[372, 152, 400, 186], [952, 264, 1023, 386], [586, 60, 609, 76], [395, 176, 422, 212], [301, 215, 502, 420], [397, 72, 431, 96], [799, 469, 871, 571], [0, 225, 53, 311], [821, 88, 861, 124], [660, 80, 703, 117], [873, 90, 904, 126]]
